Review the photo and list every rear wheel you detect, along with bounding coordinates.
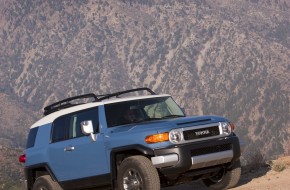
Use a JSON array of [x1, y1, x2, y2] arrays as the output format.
[[32, 175, 62, 190], [117, 156, 160, 190], [203, 160, 241, 190]]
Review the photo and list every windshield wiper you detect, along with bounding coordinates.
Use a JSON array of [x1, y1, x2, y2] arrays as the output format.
[[141, 118, 163, 122], [119, 118, 158, 125], [142, 115, 184, 121], [161, 115, 184, 119]]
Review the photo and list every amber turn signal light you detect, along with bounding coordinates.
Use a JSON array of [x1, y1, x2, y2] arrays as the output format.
[[145, 132, 169, 144]]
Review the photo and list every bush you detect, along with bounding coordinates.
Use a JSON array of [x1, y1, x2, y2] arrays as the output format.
[[241, 146, 268, 172], [271, 160, 286, 172]]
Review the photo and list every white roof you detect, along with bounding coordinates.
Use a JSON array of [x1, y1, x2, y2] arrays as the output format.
[[30, 94, 170, 129]]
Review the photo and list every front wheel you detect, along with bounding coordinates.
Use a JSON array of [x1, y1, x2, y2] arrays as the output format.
[[32, 175, 62, 190], [203, 160, 241, 190], [117, 156, 160, 190]]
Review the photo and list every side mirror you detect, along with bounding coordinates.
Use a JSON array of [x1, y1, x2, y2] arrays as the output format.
[[81, 120, 96, 142]]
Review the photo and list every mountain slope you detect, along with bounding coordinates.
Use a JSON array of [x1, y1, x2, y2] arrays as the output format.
[[0, 93, 36, 188], [0, 93, 36, 148], [0, 0, 289, 186]]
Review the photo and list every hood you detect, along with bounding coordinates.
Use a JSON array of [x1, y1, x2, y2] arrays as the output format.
[[107, 115, 227, 134]]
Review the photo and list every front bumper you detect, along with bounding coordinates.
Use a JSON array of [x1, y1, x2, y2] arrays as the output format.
[[152, 135, 241, 178]]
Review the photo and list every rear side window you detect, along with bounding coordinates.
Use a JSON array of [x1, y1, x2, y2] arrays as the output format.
[[26, 127, 38, 148], [51, 117, 66, 143]]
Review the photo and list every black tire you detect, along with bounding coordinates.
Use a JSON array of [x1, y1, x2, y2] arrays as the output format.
[[203, 160, 241, 190], [32, 175, 62, 190], [117, 155, 160, 190]]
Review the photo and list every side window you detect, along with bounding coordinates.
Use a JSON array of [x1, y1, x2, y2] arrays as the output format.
[[68, 108, 99, 139], [51, 116, 67, 143], [26, 127, 38, 148]]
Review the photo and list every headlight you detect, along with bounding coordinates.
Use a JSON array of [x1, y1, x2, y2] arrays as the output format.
[[221, 122, 232, 135], [169, 130, 182, 144]]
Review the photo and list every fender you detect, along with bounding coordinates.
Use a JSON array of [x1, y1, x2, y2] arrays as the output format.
[[24, 163, 58, 189], [110, 144, 155, 188]]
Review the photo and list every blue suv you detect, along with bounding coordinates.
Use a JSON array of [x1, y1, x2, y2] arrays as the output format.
[[19, 88, 242, 190]]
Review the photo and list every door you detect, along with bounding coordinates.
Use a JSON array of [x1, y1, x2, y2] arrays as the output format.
[[47, 107, 109, 182]]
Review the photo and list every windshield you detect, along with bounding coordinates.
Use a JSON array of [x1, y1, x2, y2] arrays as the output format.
[[105, 96, 185, 127]]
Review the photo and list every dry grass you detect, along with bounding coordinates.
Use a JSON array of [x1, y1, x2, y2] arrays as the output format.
[[271, 156, 290, 172], [271, 160, 286, 172]]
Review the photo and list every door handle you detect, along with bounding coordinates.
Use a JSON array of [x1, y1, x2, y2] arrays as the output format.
[[64, 146, 75, 152]]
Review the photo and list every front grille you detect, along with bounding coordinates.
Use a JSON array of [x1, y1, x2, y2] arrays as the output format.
[[183, 126, 220, 140], [191, 143, 232, 156]]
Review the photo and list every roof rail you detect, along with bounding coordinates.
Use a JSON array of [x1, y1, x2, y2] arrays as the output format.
[[43, 88, 156, 116], [43, 93, 98, 116], [98, 87, 156, 101]]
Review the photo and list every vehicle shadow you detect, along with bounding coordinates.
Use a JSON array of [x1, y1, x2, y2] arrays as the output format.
[[162, 166, 271, 190], [162, 181, 208, 190], [232, 166, 271, 189]]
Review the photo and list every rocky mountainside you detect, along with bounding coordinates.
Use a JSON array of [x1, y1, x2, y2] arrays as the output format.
[[0, 93, 36, 148], [0, 0, 289, 187], [0, 147, 24, 190], [0, 93, 36, 188]]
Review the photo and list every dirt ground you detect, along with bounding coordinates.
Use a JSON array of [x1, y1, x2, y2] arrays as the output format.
[[163, 156, 290, 190], [232, 167, 290, 190]]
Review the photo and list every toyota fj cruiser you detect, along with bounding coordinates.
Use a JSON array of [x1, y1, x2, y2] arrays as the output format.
[[19, 88, 242, 190]]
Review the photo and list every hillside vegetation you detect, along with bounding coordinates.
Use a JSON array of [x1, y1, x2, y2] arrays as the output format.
[[0, 147, 24, 190], [0, 0, 289, 188]]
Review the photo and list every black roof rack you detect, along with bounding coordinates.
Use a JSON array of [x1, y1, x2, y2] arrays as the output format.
[[43, 88, 156, 116], [43, 93, 98, 116], [98, 87, 156, 101]]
